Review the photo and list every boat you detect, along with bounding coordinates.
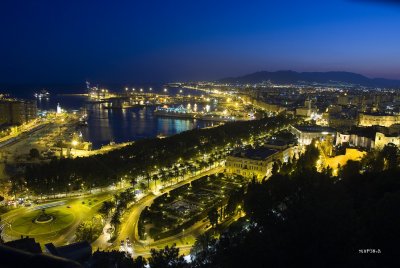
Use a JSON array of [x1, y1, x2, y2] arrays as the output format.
[[157, 134, 168, 139], [78, 113, 88, 126], [34, 89, 50, 99]]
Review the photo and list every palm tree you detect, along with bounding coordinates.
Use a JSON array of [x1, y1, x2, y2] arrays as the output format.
[[173, 166, 179, 183], [167, 171, 174, 185], [152, 174, 158, 189], [145, 172, 151, 189], [191, 233, 215, 257], [159, 173, 169, 188]]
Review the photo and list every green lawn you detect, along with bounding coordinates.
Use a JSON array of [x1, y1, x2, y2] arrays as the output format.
[[11, 207, 75, 236], [4, 192, 113, 245]]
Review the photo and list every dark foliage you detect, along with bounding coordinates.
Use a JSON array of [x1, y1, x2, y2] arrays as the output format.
[[191, 145, 400, 268], [24, 115, 294, 195]]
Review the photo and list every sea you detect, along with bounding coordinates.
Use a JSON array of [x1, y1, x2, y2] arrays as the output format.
[[5, 84, 216, 149]]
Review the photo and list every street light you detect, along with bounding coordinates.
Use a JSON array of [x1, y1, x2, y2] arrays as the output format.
[[67, 183, 71, 197]]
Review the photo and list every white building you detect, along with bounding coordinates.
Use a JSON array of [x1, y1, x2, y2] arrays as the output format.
[[290, 125, 336, 146]]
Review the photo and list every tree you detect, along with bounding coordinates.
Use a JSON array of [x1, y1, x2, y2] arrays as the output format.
[[271, 161, 281, 176], [208, 207, 219, 227], [148, 244, 187, 268], [381, 143, 399, 170], [132, 256, 147, 268], [190, 233, 217, 266], [29, 148, 40, 159], [146, 172, 151, 189], [22, 115, 296, 195], [225, 187, 244, 216], [339, 160, 361, 179], [152, 174, 158, 189], [110, 211, 121, 227], [92, 250, 134, 268], [9, 174, 25, 199], [295, 141, 320, 173], [0, 217, 3, 244], [173, 166, 180, 183], [98, 200, 115, 217], [75, 215, 103, 242], [186, 150, 400, 268]]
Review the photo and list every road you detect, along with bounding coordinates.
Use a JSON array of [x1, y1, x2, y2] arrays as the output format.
[[0, 192, 113, 246], [132, 211, 244, 258], [104, 166, 224, 255]]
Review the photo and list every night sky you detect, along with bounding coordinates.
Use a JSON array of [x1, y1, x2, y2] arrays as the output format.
[[1, 0, 400, 84]]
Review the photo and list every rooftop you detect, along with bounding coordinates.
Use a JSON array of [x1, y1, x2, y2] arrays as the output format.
[[361, 112, 397, 116], [45, 241, 92, 263], [347, 126, 378, 139], [265, 139, 288, 147], [234, 147, 278, 160], [292, 125, 336, 133], [4, 237, 42, 254]]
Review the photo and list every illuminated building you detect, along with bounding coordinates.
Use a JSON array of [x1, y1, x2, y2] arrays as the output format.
[[225, 146, 297, 180], [359, 113, 400, 127], [290, 125, 336, 145], [0, 99, 37, 126], [336, 126, 400, 150], [336, 128, 375, 150], [251, 100, 286, 113], [296, 98, 317, 117], [375, 132, 400, 149]]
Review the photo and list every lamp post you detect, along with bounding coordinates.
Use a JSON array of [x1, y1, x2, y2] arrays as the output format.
[[66, 183, 71, 197]]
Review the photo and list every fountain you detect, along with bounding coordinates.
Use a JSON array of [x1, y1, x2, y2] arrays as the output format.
[[34, 209, 54, 224]]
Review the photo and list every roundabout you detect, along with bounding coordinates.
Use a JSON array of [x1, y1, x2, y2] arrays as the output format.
[[1, 193, 113, 245], [34, 209, 54, 224], [8, 206, 76, 236]]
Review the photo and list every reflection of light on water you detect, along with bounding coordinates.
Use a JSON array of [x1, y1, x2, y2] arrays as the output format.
[[57, 95, 214, 149], [205, 104, 210, 113], [84, 104, 113, 145]]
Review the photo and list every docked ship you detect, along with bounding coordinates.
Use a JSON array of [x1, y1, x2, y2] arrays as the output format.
[[154, 105, 241, 122], [154, 105, 198, 119], [34, 89, 50, 99], [78, 110, 88, 126]]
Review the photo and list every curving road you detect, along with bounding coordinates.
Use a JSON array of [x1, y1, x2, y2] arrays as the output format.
[[106, 166, 224, 254]]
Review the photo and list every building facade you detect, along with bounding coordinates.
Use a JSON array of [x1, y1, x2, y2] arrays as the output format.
[[336, 132, 375, 150], [375, 132, 400, 149], [225, 146, 297, 180], [290, 125, 337, 146], [359, 113, 400, 127], [0, 100, 37, 126]]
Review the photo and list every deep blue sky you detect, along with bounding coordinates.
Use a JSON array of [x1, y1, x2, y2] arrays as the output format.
[[1, 0, 400, 84]]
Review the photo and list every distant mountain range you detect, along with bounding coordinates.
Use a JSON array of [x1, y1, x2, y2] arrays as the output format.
[[219, 70, 400, 88]]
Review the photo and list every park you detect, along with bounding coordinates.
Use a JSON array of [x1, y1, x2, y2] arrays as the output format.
[[1, 192, 112, 246]]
